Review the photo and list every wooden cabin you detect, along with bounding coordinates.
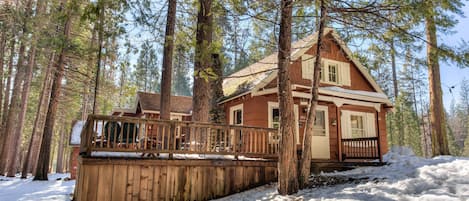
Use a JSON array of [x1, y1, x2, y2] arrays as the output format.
[[74, 28, 391, 201], [220, 28, 392, 161], [112, 92, 193, 121]]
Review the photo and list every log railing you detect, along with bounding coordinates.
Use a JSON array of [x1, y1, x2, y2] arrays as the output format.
[[80, 115, 279, 159], [341, 137, 381, 160]]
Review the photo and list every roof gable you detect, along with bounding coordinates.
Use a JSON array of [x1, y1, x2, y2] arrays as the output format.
[[222, 28, 385, 100], [136, 92, 193, 114]]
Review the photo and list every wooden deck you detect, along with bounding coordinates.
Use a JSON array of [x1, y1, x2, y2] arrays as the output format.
[[74, 115, 384, 201], [75, 115, 280, 201], [79, 115, 280, 159], [75, 157, 277, 201]]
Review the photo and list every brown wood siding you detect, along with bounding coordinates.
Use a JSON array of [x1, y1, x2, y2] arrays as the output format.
[[264, 33, 375, 92], [379, 105, 388, 154], [75, 158, 277, 201]]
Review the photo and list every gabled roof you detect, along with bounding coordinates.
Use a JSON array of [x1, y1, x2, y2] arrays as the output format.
[[222, 28, 386, 101], [136, 92, 192, 114]]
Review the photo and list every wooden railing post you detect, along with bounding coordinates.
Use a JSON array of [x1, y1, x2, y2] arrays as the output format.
[[376, 111, 382, 162], [169, 121, 175, 159]]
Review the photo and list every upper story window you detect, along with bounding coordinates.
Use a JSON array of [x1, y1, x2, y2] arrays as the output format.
[[302, 55, 351, 86], [327, 62, 338, 83]]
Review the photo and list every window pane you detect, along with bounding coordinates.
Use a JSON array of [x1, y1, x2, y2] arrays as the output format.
[[313, 110, 326, 136], [234, 110, 242, 125], [351, 115, 364, 138], [328, 64, 337, 83]]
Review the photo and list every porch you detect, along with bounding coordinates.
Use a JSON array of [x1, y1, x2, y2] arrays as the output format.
[[75, 115, 383, 201]]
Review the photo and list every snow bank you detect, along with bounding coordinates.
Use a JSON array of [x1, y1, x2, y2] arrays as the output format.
[[216, 147, 469, 201], [0, 173, 75, 201]]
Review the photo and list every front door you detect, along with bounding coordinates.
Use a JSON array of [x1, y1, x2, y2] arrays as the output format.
[[311, 105, 330, 159]]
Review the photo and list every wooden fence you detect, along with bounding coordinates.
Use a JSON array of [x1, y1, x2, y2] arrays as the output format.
[[341, 137, 381, 160], [75, 158, 278, 201], [80, 115, 279, 159]]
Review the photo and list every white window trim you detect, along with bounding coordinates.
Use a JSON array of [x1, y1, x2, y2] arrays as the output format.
[[267, 102, 300, 144], [229, 104, 243, 125], [313, 105, 329, 137], [342, 110, 376, 139], [301, 56, 351, 87]]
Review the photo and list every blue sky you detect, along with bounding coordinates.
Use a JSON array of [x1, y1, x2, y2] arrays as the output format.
[[441, 3, 469, 109]]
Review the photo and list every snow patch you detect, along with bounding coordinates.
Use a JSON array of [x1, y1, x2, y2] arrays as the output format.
[[216, 147, 469, 201]]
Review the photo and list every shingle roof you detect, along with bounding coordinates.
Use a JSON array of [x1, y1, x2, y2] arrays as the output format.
[[137, 92, 192, 114], [222, 33, 318, 98]]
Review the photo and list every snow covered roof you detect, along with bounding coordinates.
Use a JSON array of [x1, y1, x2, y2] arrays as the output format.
[[320, 86, 392, 106], [222, 28, 387, 102]]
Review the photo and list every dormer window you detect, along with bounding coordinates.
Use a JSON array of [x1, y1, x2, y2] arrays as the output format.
[[327, 62, 338, 83], [302, 55, 350, 86]]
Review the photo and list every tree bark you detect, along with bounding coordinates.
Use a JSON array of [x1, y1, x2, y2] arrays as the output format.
[[299, 0, 326, 189], [192, 0, 213, 123], [21, 52, 55, 178], [56, 126, 66, 173], [0, 46, 25, 176], [277, 0, 298, 195], [93, 1, 104, 115], [210, 54, 225, 123], [34, 2, 72, 180], [160, 0, 177, 120], [6, 45, 35, 177], [0, 31, 6, 122], [425, 3, 450, 156], [0, 40, 15, 157]]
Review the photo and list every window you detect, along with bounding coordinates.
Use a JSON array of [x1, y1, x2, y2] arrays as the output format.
[[234, 109, 242, 125], [229, 104, 243, 125], [341, 111, 376, 139], [350, 115, 365, 138], [272, 108, 280, 129], [268, 102, 300, 144], [301, 56, 351, 86], [328, 63, 338, 83], [313, 110, 326, 136]]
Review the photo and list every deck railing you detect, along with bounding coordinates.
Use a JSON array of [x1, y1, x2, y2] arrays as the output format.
[[80, 115, 279, 159], [341, 137, 381, 160]]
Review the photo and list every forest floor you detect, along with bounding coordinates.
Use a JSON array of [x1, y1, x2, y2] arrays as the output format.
[[0, 147, 468, 201]]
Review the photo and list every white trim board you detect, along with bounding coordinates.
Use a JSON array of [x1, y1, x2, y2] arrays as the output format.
[[267, 102, 300, 144]]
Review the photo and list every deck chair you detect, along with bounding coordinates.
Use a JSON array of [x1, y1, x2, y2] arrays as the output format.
[[104, 121, 121, 147], [121, 122, 138, 144]]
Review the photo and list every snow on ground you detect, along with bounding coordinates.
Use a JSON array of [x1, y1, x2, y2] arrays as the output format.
[[0, 148, 468, 201], [216, 147, 469, 201], [0, 173, 75, 201]]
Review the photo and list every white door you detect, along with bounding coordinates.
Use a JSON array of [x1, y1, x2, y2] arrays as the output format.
[[311, 105, 330, 159]]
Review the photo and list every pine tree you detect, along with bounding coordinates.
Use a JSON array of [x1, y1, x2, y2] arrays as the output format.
[[277, 0, 298, 195]]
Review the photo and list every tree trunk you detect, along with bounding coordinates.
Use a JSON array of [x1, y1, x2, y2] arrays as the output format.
[[0, 31, 6, 122], [160, 0, 177, 120], [299, 0, 326, 189], [6, 46, 35, 177], [192, 0, 213, 123], [210, 54, 225, 123], [55, 127, 66, 173], [21, 52, 55, 178], [0, 39, 15, 155], [34, 3, 72, 180], [425, 2, 450, 156], [93, 2, 104, 115], [277, 0, 298, 195]]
